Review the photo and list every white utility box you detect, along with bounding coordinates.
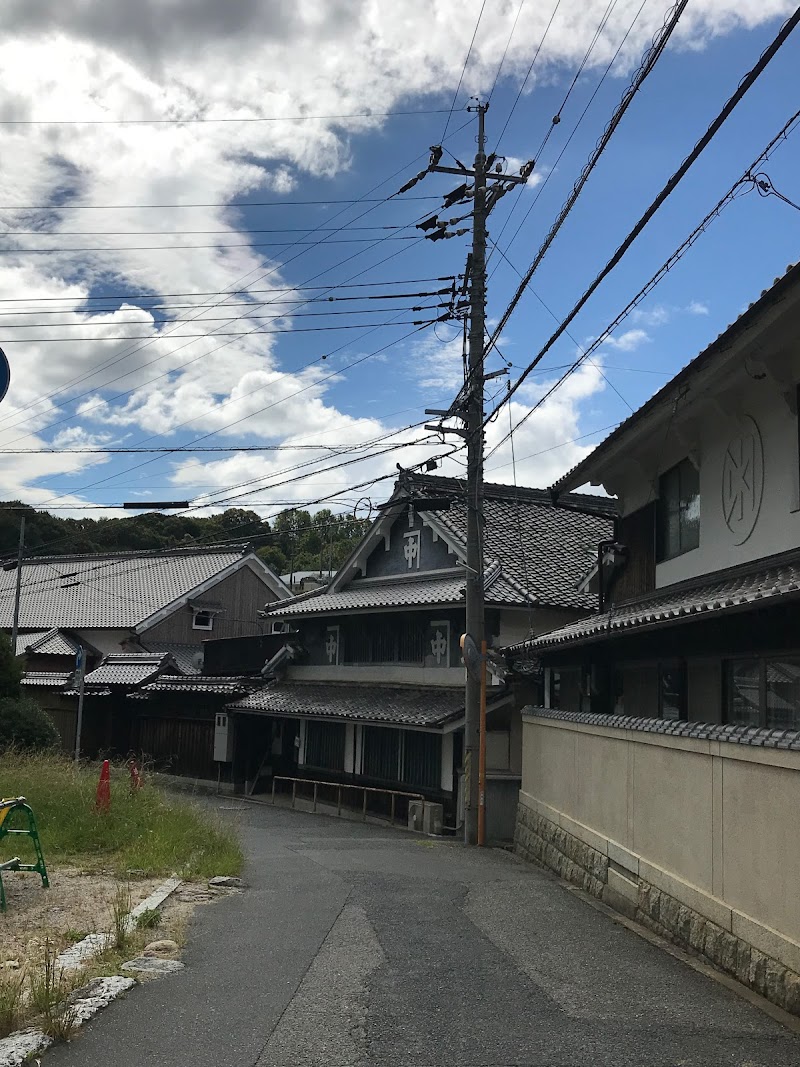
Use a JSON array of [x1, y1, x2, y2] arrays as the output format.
[[214, 712, 234, 762]]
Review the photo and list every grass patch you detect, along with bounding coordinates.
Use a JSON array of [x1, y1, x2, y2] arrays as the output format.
[[0, 970, 24, 1038], [0, 750, 242, 879]]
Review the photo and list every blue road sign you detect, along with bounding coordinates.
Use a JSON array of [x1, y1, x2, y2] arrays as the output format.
[[0, 347, 8, 405]]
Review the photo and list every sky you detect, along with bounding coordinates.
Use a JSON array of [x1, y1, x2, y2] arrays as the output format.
[[0, 0, 798, 524]]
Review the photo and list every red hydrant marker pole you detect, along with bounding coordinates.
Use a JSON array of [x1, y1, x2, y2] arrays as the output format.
[[96, 759, 111, 813]]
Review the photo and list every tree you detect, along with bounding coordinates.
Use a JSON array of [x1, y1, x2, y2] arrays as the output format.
[[0, 696, 59, 750]]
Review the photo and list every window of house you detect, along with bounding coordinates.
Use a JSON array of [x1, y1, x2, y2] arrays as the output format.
[[658, 661, 686, 721], [657, 458, 700, 561], [726, 658, 800, 729], [192, 610, 214, 631], [304, 721, 345, 771]]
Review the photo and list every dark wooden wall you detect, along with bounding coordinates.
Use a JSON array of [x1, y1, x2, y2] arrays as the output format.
[[142, 565, 273, 644], [610, 503, 656, 604]]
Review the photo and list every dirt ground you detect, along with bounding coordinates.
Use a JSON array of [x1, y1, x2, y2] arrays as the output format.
[[0, 868, 164, 965]]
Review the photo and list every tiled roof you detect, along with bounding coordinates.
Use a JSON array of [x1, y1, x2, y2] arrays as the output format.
[[514, 554, 800, 653], [412, 476, 613, 611], [21, 672, 73, 688], [81, 652, 176, 688], [550, 262, 800, 494], [525, 707, 800, 750], [15, 628, 81, 658], [134, 675, 257, 695], [268, 476, 614, 618], [269, 574, 468, 617], [227, 682, 464, 727], [14, 630, 54, 655], [0, 546, 265, 630]]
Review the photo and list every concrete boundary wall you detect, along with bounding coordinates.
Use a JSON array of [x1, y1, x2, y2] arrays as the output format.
[[515, 710, 800, 1016]]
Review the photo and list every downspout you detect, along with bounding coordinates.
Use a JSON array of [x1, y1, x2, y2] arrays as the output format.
[[596, 539, 618, 614]]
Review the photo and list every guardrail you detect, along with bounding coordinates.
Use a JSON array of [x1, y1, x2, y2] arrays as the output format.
[[271, 775, 424, 825]]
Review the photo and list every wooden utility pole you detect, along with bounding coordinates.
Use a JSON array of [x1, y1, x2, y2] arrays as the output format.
[[422, 105, 531, 844], [463, 101, 488, 845], [10, 515, 25, 656]]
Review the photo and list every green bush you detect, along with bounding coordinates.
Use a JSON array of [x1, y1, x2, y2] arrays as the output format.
[[0, 696, 59, 750]]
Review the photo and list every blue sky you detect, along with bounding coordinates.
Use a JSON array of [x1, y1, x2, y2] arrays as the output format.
[[0, 1, 797, 517]]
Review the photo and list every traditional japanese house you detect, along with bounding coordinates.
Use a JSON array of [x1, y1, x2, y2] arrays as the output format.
[[226, 472, 614, 838]]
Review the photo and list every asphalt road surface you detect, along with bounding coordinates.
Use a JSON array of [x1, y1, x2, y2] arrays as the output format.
[[47, 800, 800, 1067]]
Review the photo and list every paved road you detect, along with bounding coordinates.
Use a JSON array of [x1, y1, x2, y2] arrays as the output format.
[[48, 801, 800, 1066]]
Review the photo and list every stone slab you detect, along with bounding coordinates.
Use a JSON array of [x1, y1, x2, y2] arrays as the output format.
[[608, 866, 639, 905], [122, 957, 185, 975], [607, 840, 640, 877]]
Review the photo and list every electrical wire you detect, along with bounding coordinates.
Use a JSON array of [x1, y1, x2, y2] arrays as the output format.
[[0, 317, 447, 343], [488, 0, 678, 290], [0, 118, 473, 441], [486, 7, 800, 425], [0, 195, 440, 210], [488, 0, 653, 270], [0, 235, 420, 254], [0, 277, 455, 304], [492, 0, 564, 149], [487, 0, 527, 102], [486, 104, 800, 457], [0, 108, 454, 126], [0, 232, 436, 455], [30, 317, 437, 508], [441, 0, 487, 139]]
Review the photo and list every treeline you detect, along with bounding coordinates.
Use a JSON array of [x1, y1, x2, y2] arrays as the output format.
[[0, 503, 370, 577]]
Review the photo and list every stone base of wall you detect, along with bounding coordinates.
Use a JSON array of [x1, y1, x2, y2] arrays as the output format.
[[514, 801, 800, 1017]]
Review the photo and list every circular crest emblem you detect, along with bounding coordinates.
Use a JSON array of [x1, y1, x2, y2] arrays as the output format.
[[721, 415, 763, 545]]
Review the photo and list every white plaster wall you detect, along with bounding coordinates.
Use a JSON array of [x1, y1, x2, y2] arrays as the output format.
[[287, 664, 465, 687], [521, 713, 800, 972], [610, 371, 800, 589], [76, 629, 133, 655]]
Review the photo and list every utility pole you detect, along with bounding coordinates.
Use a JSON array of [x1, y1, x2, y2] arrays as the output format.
[[462, 101, 488, 846], [74, 645, 86, 763], [10, 515, 25, 656], [410, 103, 531, 844]]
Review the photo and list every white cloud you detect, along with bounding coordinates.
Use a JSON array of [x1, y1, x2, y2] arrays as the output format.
[[599, 328, 650, 353], [687, 299, 710, 315], [631, 304, 670, 327], [0, 0, 788, 509]]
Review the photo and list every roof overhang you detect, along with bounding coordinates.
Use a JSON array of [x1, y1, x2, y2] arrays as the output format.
[[551, 263, 800, 496]]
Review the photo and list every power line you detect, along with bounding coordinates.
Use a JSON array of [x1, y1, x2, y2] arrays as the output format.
[[486, 104, 800, 455], [0, 277, 455, 304], [488, 0, 653, 269], [487, 0, 527, 102], [0, 234, 432, 450], [492, 0, 564, 149], [0, 290, 452, 318], [0, 119, 473, 441], [0, 304, 448, 330], [0, 195, 441, 210], [30, 319, 436, 508], [0, 108, 453, 126], [0, 316, 447, 343], [0, 235, 420, 254], [487, 6, 800, 422], [529, 0, 620, 164], [441, 0, 487, 139]]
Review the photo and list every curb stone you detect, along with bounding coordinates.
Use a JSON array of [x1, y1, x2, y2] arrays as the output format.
[[0, 977, 135, 1067]]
